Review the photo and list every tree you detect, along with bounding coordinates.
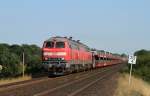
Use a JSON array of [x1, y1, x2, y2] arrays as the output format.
[[0, 43, 42, 78], [132, 49, 150, 83], [0, 44, 22, 77]]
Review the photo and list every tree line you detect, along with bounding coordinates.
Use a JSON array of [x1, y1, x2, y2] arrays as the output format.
[[133, 49, 150, 83], [0, 43, 42, 78]]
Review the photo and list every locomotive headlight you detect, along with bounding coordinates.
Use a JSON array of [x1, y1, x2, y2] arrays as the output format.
[[44, 57, 48, 60]]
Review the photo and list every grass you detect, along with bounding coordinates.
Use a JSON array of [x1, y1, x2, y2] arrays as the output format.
[[114, 74, 150, 96], [0, 75, 32, 85]]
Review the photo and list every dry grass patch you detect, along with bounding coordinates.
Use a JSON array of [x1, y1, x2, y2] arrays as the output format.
[[0, 75, 32, 85], [114, 74, 150, 96]]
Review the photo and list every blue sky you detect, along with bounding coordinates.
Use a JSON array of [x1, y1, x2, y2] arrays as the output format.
[[0, 0, 150, 54]]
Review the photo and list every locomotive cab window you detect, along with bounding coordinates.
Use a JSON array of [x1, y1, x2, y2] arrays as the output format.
[[45, 42, 54, 48], [56, 42, 65, 48]]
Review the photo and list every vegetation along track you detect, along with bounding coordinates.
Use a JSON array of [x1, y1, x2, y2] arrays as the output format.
[[0, 64, 123, 96]]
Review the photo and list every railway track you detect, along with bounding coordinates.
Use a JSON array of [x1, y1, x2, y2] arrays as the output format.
[[0, 64, 123, 96], [34, 64, 122, 96], [0, 68, 102, 93]]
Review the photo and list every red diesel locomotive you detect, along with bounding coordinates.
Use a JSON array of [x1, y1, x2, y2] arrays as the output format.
[[42, 36, 123, 75], [42, 36, 93, 75]]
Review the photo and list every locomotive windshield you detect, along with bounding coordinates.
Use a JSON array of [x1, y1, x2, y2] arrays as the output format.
[[45, 41, 54, 48], [56, 42, 65, 48]]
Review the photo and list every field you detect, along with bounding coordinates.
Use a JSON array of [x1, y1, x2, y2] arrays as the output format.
[[0, 75, 31, 85], [114, 74, 150, 96]]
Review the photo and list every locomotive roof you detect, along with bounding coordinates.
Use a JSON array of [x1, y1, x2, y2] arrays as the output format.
[[45, 36, 90, 49], [46, 36, 68, 42]]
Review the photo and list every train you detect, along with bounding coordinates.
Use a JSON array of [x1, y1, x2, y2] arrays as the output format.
[[42, 36, 124, 76]]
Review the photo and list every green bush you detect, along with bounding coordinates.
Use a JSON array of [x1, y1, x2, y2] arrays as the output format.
[[128, 49, 150, 83], [0, 43, 42, 78]]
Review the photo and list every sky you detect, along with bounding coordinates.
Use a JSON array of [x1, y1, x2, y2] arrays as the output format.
[[0, 0, 150, 54]]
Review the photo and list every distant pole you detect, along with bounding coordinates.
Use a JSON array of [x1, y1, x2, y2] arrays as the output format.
[[0, 65, 2, 73], [129, 63, 133, 85], [22, 52, 25, 77]]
